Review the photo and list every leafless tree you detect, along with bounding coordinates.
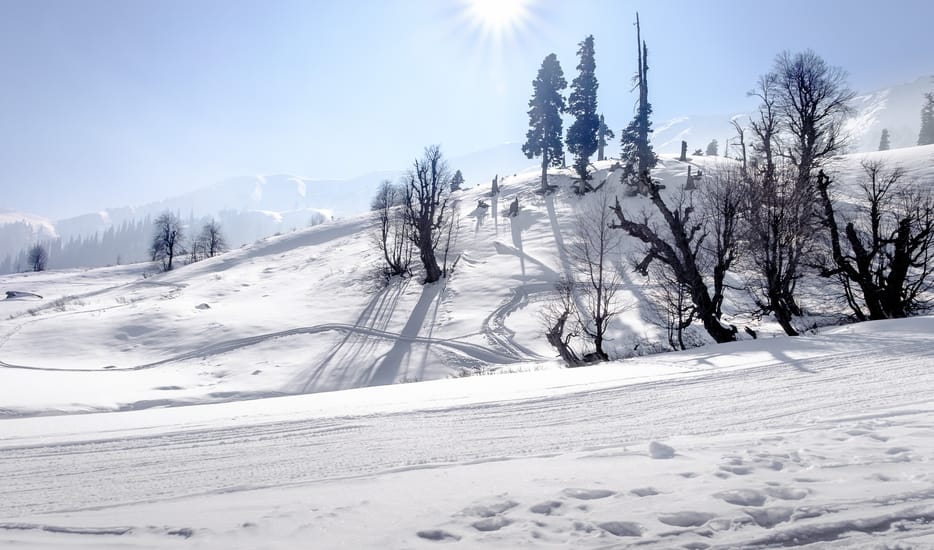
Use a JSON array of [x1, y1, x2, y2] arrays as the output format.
[[151, 211, 185, 271], [772, 50, 855, 192], [403, 145, 451, 284], [28, 244, 48, 272], [567, 185, 626, 360], [647, 263, 694, 351], [199, 219, 227, 258], [372, 180, 412, 278], [542, 278, 583, 366], [740, 165, 813, 336], [817, 164, 934, 319], [700, 165, 742, 320], [611, 173, 737, 343]]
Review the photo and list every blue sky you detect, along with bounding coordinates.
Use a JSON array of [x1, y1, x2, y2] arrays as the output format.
[[1, 0, 932, 219]]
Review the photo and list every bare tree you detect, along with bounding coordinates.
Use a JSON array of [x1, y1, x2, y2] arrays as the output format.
[[151, 211, 185, 271], [700, 165, 742, 320], [648, 263, 694, 350], [568, 185, 626, 361], [199, 219, 227, 258], [542, 278, 583, 366], [772, 50, 855, 191], [740, 165, 813, 336], [372, 180, 412, 278], [403, 145, 451, 284], [817, 164, 934, 319], [611, 173, 737, 343], [28, 244, 48, 272]]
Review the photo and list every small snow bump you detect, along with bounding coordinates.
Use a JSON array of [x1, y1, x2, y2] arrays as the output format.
[[649, 441, 676, 459], [195, 303, 211, 310]]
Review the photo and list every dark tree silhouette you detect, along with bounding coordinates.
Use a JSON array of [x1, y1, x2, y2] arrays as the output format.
[[879, 128, 891, 151], [705, 139, 718, 156], [403, 145, 450, 284], [566, 35, 600, 191], [522, 53, 567, 194], [28, 243, 48, 272], [151, 211, 185, 272], [597, 114, 615, 161], [619, 12, 657, 195], [919, 92, 934, 146], [450, 169, 465, 192]]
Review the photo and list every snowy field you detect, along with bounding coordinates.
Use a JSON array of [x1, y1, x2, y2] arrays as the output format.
[[2, 147, 934, 548]]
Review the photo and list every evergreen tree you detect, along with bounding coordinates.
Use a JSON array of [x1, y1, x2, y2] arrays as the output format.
[[523, 53, 567, 194], [566, 35, 600, 191], [706, 139, 719, 156], [879, 128, 891, 151], [919, 92, 934, 146], [597, 114, 615, 161], [619, 12, 657, 195], [450, 169, 465, 192]]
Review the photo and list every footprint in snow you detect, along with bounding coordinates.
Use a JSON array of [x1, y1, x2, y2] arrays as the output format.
[[630, 487, 659, 497], [416, 529, 460, 542], [461, 500, 518, 518], [472, 516, 512, 532], [657, 511, 717, 527], [562, 488, 616, 500], [745, 506, 794, 528], [529, 500, 562, 515], [598, 521, 644, 537], [715, 488, 767, 507]]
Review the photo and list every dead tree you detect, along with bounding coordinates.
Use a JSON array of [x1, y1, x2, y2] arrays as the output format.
[[543, 278, 584, 366], [816, 165, 934, 319], [611, 173, 736, 343]]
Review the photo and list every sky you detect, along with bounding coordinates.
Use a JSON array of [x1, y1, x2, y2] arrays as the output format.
[[1, 0, 932, 220]]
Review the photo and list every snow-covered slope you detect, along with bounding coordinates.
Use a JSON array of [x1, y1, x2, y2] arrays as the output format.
[[2, 147, 934, 548]]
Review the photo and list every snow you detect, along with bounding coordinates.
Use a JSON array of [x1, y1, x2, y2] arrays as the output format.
[[2, 147, 934, 547]]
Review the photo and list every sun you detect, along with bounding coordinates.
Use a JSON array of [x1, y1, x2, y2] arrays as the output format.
[[464, 0, 531, 36]]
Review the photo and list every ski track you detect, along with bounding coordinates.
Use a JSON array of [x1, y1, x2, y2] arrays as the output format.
[[1, 331, 932, 519], [0, 322, 517, 373]]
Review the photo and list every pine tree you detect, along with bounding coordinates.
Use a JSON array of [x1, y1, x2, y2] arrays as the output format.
[[523, 53, 567, 194], [450, 169, 465, 192], [919, 93, 934, 146], [619, 12, 657, 195], [597, 114, 615, 161], [879, 128, 891, 151], [566, 35, 600, 192], [706, 139, 718, 156]]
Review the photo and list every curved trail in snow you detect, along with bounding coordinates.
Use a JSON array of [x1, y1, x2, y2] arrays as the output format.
[[0, 323, 517, 373]]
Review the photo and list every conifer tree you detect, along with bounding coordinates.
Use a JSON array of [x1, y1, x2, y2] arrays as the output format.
[[878, 128, 891, 151], [619, 12, 657, 195], [597, 114, 615, 161], [566, 35, 600, 192], [919, 93, 934, 146], [450, 169, 465, 192], [523, 53, 567, 194], [706, 139, 719, 156]]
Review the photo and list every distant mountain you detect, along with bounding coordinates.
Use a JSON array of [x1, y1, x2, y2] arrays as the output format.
[[651, 75, 934, 157], [0, 144, 535, 273]]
